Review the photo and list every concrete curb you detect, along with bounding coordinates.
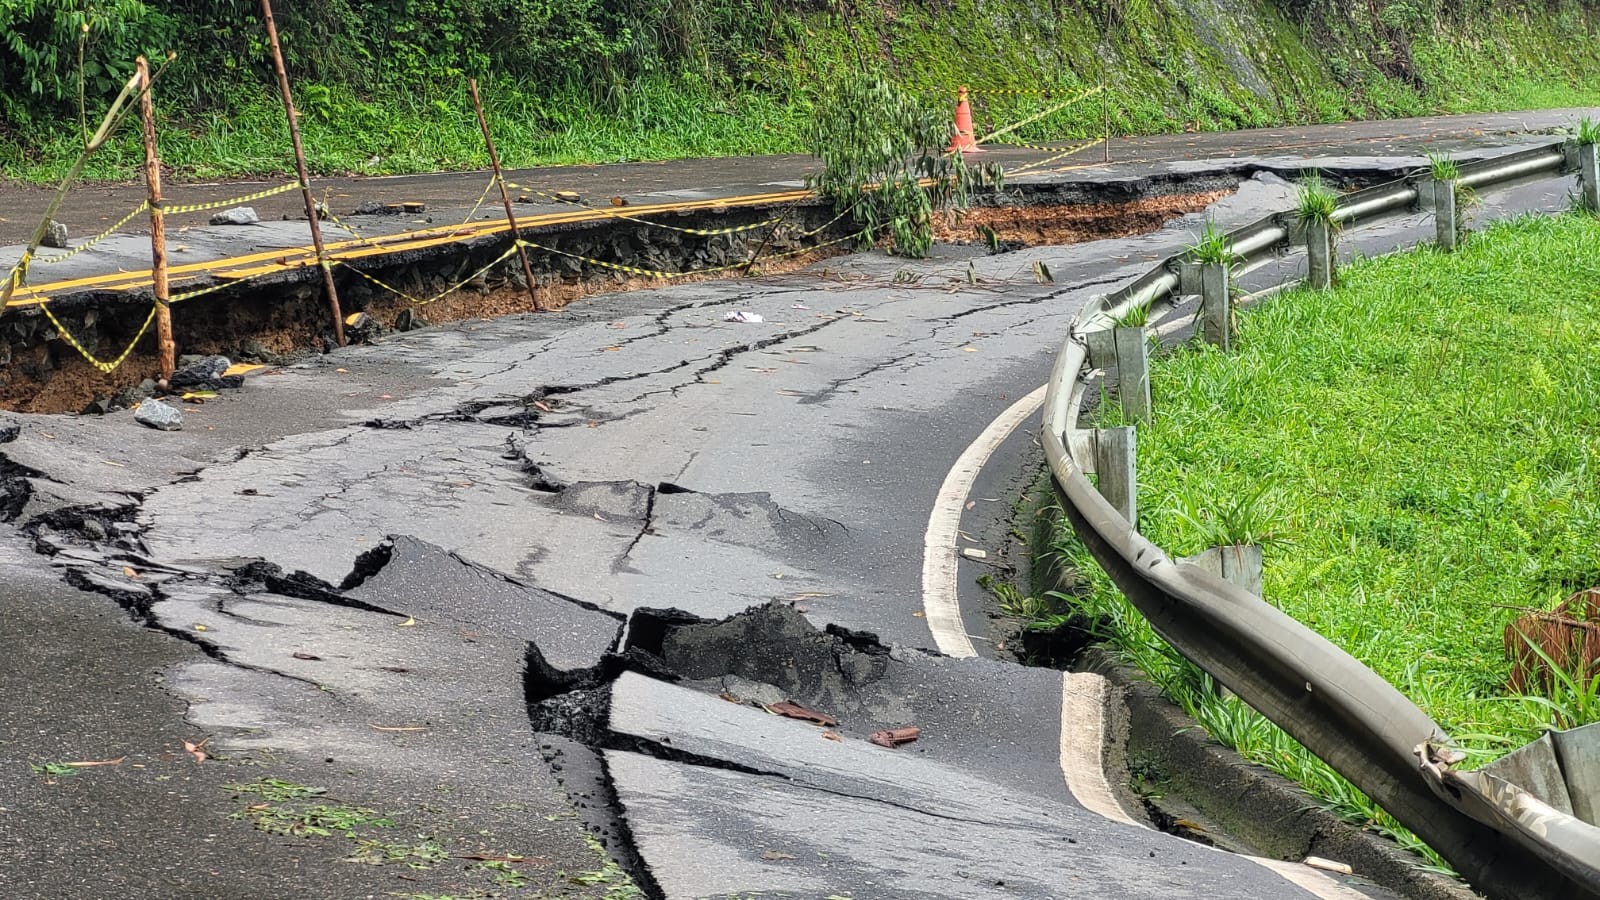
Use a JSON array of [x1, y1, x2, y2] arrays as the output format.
[[1021, 482, 1477, 900], [1078, 646, 1478, 900]]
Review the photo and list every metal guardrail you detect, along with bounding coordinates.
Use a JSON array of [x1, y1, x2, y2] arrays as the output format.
[[1041, 138, 1600, 900]]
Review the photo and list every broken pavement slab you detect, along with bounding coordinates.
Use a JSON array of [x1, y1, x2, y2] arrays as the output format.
[[602, 673, 1365, 899], [344, 534, 622, 673], [518, 603, 1390, 899]]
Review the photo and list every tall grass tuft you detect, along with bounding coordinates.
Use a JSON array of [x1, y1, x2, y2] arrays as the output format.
[[1189, 219, 1234, 265], [1578, 117, 1600, 146], [1294, 172, 1339, 225]]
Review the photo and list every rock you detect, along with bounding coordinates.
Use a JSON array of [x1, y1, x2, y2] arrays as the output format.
[[394, 308, 429, 332], [352, 201, 424, 216], [209, 207, 260, 226], [134, 399, 183, 431], [343, 312, 376, 344], [79, 518, 108, 542], [81, 396, 112, 416], [41, 220, 69, 249], [169, 355, 232, 390], [236, 338, 288, 366], [109, 378, 156, 411]]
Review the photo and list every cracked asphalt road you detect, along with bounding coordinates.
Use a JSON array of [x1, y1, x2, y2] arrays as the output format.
[[0, 115, 1589, 898]]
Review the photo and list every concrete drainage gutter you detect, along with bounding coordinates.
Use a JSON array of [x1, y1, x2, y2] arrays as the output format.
[[1041, 139, 1600, 900]]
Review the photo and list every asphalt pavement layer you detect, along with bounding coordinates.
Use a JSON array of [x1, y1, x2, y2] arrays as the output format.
[[0, 114, 1590, 898]]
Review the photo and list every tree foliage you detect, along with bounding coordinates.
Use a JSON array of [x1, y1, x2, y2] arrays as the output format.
[[0, 0, 796, 128], [806, 72, 1000, 257]]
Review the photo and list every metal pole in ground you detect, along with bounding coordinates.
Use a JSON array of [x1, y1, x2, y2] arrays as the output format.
[[136, 56, 175, 382], [1101, 5, 1111, 164], [468, 78, 542, 312], [260, 0, 345, 346], [1103, 87, 1111, 164]]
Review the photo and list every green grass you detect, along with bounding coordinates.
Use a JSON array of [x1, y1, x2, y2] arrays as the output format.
[[1045, 213, 1600, 866], [1294, 172, 1340, 225], [1189, 220, 1234, 266], [4, 2, 1600, 185], [1427, 151, 1461, 183]]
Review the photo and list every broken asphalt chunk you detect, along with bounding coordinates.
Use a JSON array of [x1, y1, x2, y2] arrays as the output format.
[[133, 399, 183, 432], [766, 701, 838, 727], [869, 726, 922, 748]]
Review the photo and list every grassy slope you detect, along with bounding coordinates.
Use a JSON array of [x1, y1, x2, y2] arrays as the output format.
[[1051, 212, 1600, 864], [5, 0, 1600, 184]]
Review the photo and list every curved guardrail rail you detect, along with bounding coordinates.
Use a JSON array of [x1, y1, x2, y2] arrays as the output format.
[[1041, 138, 1600, 900]]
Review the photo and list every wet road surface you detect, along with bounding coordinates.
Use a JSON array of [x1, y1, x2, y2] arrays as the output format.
[[0, 115, 1589, 898]]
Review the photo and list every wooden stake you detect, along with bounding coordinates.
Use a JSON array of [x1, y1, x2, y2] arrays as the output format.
[[137, 57, 175, 382], [260, 0, 344, 346], [469, 78, 542, 311]]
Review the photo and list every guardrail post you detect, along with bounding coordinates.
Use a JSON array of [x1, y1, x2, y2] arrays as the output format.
[[1433, 179, 1459, 252], [1305, 218, 1335, 290], [1112, 325, 1151, 423], [1580, 142, 1600, 214], [1094, 426, 1137, 524], [1186, 544, 1264, 596], [1200, 261, 1231, 350]]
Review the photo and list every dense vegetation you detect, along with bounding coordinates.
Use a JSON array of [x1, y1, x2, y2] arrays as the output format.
[[1042, 212, 1600, 865], [2, 0, 1600, 181]]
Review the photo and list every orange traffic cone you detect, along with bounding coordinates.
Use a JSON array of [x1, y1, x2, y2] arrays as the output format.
[[947, 86, 983, 154]]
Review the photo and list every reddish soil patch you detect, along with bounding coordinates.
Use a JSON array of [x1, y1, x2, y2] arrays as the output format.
[[0, 243, 852, 415], [933, 191, 1231, 245], [3, 193, 1231, 415]]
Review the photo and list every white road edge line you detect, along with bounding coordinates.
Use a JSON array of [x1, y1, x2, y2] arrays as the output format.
[[1060, 672, 1146, 828], [1062, 674, 1377, 900], [929, 381, 1371, 899], [921, 384, 1048, 658]]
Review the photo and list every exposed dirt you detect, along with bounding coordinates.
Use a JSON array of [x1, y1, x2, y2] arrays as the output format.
[[0, 243, 854, 416], [2, 194, 1230, 416], [934, 191, 1232, 245]]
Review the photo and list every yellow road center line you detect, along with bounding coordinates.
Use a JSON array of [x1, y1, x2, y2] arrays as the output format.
[[9, 187, 815, 306]]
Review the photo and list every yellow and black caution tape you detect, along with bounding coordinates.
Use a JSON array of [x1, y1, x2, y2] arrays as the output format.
[[1007, 138, 1106, 178], [974, 85, 1106, 147], [347, 243, 522, 307], [1003, 136, 1099, 153], [320, 205, 385, 249], [20, 181, 300, 279], [162, 181, 301, 216], [502, 179, 779, 237], [324, 176, 495, 248], [970, 86, 1089, 98], [37, 297, 158, 374], [459, 175, 500, 227], [33, 202, 151, 266], [795, 205, 860, 240]]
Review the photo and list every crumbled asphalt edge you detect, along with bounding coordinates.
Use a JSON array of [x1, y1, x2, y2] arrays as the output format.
[[524, 601, 919, 898], [0, 459, 668, 893]]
